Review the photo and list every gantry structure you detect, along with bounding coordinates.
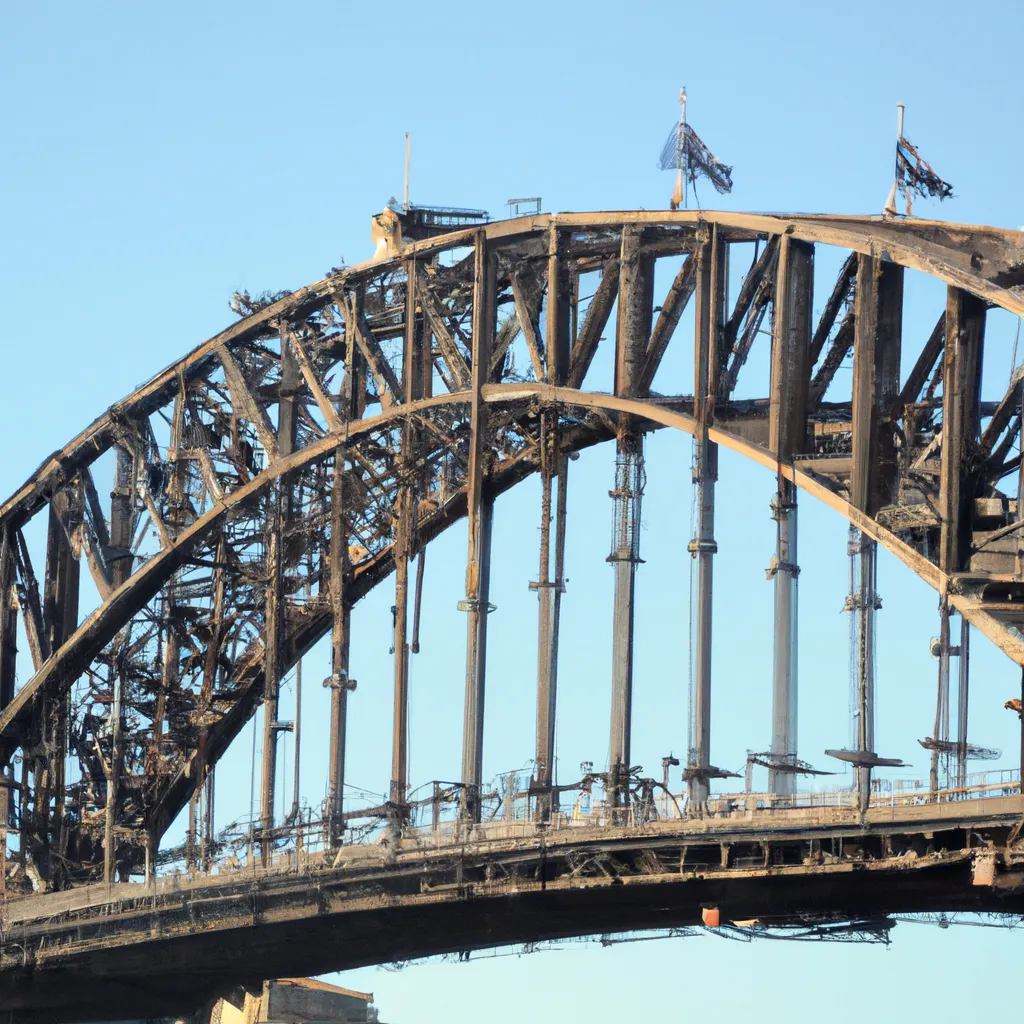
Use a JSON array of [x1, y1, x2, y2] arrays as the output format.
[[2, 208, 1024, 1021]]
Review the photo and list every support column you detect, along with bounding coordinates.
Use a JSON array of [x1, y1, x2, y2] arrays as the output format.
[[389, 494, 411, 808], [849, 255, 903, 811], [0, 527, 15, 878], [533, 231, 571, 814], [955, 615, 970, 791], [101, 446, 134, 881], [389, 262, 424, 813], [608, 224, 652, 813], [109, 447, 136, 589], [460, 233, 496, 822], [853, 531, 877, 807], [0, 527, 15, 715], [203, 767, 215, 869], [687, 228, 726, 806], [767, 238, 813, 795], [40, 485, 79, 883], [930, 599, 952, 795], [939, 289, 985, 577], [326, 447, 353, 843], [259, 332, 298, 861], [259, 522, 282, 863], [932, 288, 984, 799], [533, 454, 569, 809]]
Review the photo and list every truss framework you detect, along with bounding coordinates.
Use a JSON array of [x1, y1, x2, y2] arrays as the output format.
[[2, 210, 1024, 889]]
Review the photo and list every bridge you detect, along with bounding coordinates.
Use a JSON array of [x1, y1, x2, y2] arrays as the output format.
[[2, 209, 1024, 1021]]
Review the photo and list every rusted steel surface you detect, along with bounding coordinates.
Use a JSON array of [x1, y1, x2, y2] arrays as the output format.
[[1, 208, 1024, 919], [4, 798, 1024, 1023]]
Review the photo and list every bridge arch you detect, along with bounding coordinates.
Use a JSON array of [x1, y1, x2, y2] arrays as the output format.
[[1, 210, 1023, 893]]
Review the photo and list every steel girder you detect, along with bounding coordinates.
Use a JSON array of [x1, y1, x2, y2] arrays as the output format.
[[2, 211, 1024, 886]]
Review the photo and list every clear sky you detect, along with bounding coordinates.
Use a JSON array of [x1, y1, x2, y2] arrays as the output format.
[[3, 2, 1024, 1021]]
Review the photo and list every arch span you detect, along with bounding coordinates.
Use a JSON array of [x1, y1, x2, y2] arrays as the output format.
[[1, 211, 1023, 890]]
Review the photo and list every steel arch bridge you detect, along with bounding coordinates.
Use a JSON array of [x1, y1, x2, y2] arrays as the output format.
[[3, 209, 1024, 1021]]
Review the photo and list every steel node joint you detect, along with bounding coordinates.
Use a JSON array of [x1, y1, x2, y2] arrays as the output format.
[[769, 494, 797, 519], [687, 538, 718, 555], [322, 671, 357, 692], [606, 551, 645, 564], [457, 598, 497, 613], [765, 558, 800, 580]]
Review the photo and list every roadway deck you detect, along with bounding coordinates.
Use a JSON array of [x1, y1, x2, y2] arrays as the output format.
[[3, 795, 1024, 1023]]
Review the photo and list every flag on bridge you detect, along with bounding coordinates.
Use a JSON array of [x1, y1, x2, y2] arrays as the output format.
[[884, 104, 953, 217], [659, 88, 733, 210]]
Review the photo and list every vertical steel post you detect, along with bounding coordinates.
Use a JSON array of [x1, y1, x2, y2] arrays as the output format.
[[930, 599, 951, 795], [38, 484, 77, 881], [688, 228, 725, 806], [849, 255, 903, 811], [260, 523, 282, 863], [534, 229, 571, 814], [955, 615, 970, 791], [109, 447, 135, 590], [769, 490, 798, 793], [608, 225, 652, 811], [607, 443, 643, 802], [939, 289, 986, 577], [460, 232, 496, 822], [0, 528, 15, 716], [203, 767, 215, 870], [389, 262, 423, 812], [290, 656, 302, 821], [0, 528, 13, 862], [767, 238, 813, 795], [102, 448, 134, 882], [260, 330, 298, 860], [535, 443, 556, 784], [326, 447, 352, 842], [389, 497, 411, 808], [854, 534, 877, 809], [936, 288, 984, 798]]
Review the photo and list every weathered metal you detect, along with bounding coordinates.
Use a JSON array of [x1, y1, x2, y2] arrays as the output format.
[[5, 793, 1024, 1024], [767, 237, 813, 794], [0, 207, 1022, 921]]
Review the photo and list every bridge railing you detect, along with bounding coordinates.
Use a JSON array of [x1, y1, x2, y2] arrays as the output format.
[[145, 767, 1022, 884]]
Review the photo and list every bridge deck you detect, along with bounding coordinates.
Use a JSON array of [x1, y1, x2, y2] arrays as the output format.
[[4, 795, 1024, 1023]]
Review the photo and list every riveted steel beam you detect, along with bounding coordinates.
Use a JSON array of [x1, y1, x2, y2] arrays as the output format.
[[460, 233, 497, 822], [767, 237, 813, 795], [688, 226, 727, 806]]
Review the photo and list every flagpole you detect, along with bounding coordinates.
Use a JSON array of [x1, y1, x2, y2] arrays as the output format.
[[884, 102, 904, 217], [681, 87, 688, 210], [404, 132, 410, 213], [896, 104, 904, 214], [896, 103, 911, 216], [671, 88, 686, 211]]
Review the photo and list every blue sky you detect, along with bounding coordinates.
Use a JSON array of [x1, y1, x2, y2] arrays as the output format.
[[3, 2, 1024, 1021]]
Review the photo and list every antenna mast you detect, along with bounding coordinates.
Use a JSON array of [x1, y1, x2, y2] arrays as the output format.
[[672, 88, 687, 211], [883, 103, 904, 217], [404, 132, 410, 212]]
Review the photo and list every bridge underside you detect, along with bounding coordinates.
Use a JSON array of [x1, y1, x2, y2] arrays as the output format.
[[5, 798, 1024, 1023]]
